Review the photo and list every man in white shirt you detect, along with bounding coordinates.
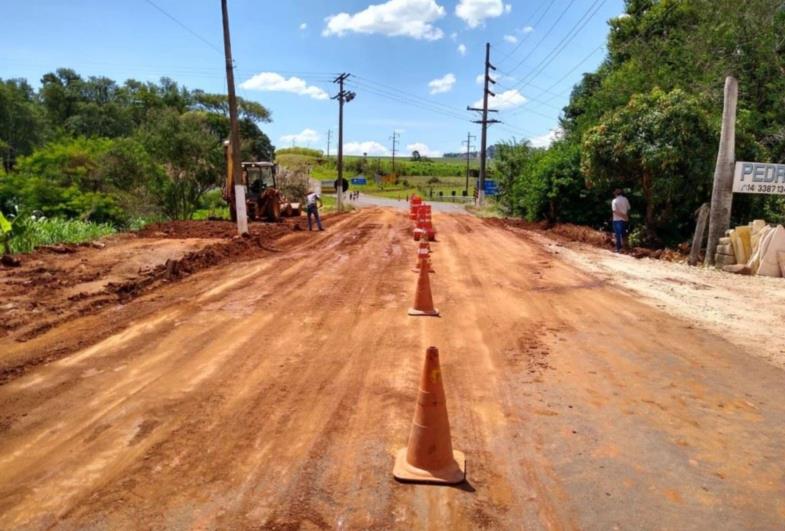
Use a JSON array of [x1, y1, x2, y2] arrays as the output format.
[[611, 188, 631, 253], [305, 191, 324, 231]]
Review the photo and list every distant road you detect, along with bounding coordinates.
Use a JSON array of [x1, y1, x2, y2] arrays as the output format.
[[339, 193, 471, 214]]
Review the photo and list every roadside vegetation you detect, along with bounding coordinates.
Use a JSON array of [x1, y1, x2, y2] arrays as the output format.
[[0, 69, 274, 253], [0, 211, 115, 254], [491, 0, 785, 247]]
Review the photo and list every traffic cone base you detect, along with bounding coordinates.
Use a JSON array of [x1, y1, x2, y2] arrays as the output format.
[[393, 448, 465, 484], [407, 307, 440, 316]]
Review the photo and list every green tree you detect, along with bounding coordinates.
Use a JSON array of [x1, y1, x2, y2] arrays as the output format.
[[0, 79, 47, 171], [582, 88, 715, 243], [138, 109, 223, 220]]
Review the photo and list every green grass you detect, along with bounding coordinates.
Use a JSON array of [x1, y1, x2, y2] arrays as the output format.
[[350, 175, 474, 203], [8, 217, 116, 254], [193, 207, 230, 220], [320, 195, 355, 214]]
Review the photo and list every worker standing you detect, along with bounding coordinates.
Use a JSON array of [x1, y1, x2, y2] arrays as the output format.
[[611, 188, 631, 253], [306, 190, 324, 231]]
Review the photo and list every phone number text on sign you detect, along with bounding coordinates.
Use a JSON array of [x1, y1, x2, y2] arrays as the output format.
[[733, 162, 785, 195]]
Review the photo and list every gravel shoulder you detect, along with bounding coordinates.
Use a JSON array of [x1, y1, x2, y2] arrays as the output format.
[[517, 226, 785, 370]]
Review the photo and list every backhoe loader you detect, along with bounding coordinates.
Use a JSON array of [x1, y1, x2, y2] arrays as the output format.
[[223, 141, 300, 223]]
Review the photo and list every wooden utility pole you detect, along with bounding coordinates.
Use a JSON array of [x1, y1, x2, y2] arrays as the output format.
[[468, 43, 500, 207], [462, 132, 476, 195], [333, 74, 354, 212], [221, 0, 246, 234], [705, 76, 738, 266]]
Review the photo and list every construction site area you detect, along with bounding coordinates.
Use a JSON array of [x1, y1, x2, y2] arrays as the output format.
[[1, 201, 784, 529], [2, 0, 785, 528]]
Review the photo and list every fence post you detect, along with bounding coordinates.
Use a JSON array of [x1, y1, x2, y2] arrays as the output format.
[[689, 203, 710, 266]]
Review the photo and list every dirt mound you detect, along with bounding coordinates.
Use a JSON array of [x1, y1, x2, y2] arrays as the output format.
[[136, 219, 294, 239], [0, 223, 292, 348], [487, 217, 687, 262]]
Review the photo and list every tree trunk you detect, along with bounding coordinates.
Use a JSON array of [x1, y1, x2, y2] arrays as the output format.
[[705, 76, 738, 266]]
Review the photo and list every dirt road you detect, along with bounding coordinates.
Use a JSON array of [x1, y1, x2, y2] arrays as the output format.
[[1, 208, 784, 529]]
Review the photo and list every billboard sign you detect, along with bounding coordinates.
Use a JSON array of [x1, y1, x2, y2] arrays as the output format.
[[733, 162, 785, 195]]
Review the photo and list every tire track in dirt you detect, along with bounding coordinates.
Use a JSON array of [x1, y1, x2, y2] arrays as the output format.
[[1, 209, 784, 529]]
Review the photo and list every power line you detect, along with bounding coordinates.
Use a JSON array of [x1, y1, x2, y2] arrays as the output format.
[[497, 0, 558, 65], [346, 80, 471, 123], [540, 45, 606, 98], [510, 0, 609, 92], [351, 75, 474, 117], [143, 0, 223, 55], [503, 0, 580, 76]]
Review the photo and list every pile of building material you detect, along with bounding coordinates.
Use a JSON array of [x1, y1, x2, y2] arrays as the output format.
[[718, 220, 785, 277]]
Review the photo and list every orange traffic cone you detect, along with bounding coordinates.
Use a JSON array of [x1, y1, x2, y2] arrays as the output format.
[[393, 346, 465, 484], [413, 254, 435, 274], [413, 241, 434, 273], [408, 256, 439, 316]]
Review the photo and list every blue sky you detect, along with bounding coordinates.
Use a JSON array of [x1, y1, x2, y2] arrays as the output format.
[[2, 0, 624, 157]]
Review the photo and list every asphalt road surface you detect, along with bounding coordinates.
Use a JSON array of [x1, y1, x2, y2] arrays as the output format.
[[1, 208, 783, 529]]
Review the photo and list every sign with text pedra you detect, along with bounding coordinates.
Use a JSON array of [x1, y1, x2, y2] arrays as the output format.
[[733, 162, 785, 195]]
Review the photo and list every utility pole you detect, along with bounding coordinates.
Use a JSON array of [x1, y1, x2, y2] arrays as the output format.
[[462, 132, 476, 195], [326, 129, 332, 158], [390, 131, 400, 174], [332, 73, 355, 212], [705, 76, 738, 266], [467, 42, 500, 207], [221, 0, 246, 234]]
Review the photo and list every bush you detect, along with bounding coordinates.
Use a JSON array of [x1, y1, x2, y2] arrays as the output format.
[[3, 214, 115, 254]]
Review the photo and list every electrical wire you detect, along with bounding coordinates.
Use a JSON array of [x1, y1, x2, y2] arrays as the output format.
[[508, 0, 608, 92], [346, 81, 472, 124], [351, 75, 474, 116], [142, 0, 223, 55], [503, 0, 580, 76], [497, 0, 558, 66]]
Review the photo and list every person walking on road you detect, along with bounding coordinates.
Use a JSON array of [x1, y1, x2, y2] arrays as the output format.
[[306, 190, 324, 231], [611, 188, 631, 253]]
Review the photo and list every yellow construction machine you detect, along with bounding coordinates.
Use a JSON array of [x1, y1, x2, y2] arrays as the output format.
[[224, 142, 300, 223]]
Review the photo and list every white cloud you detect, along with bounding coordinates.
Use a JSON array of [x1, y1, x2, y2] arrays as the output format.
[[529, 128, 563, 148], [344, 141, 389, 156], [472, 88, 527, 110], [457, 43, 467, 55], [450, 31, 458, 41], [280, 128, 320, 145], [504, 34, 518, 44], [299, 22, 308, 30], [455, 0, 510, 28], [407, 143, 443, 157], [322, 0, 446, 41], [521, 25, 534, 33], [428, 73, 456, 94], [240, 72, 329, 100]]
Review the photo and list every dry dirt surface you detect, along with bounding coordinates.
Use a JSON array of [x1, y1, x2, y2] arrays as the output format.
[[0, 208, 784, 529], [0, 220, 295, 382]]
